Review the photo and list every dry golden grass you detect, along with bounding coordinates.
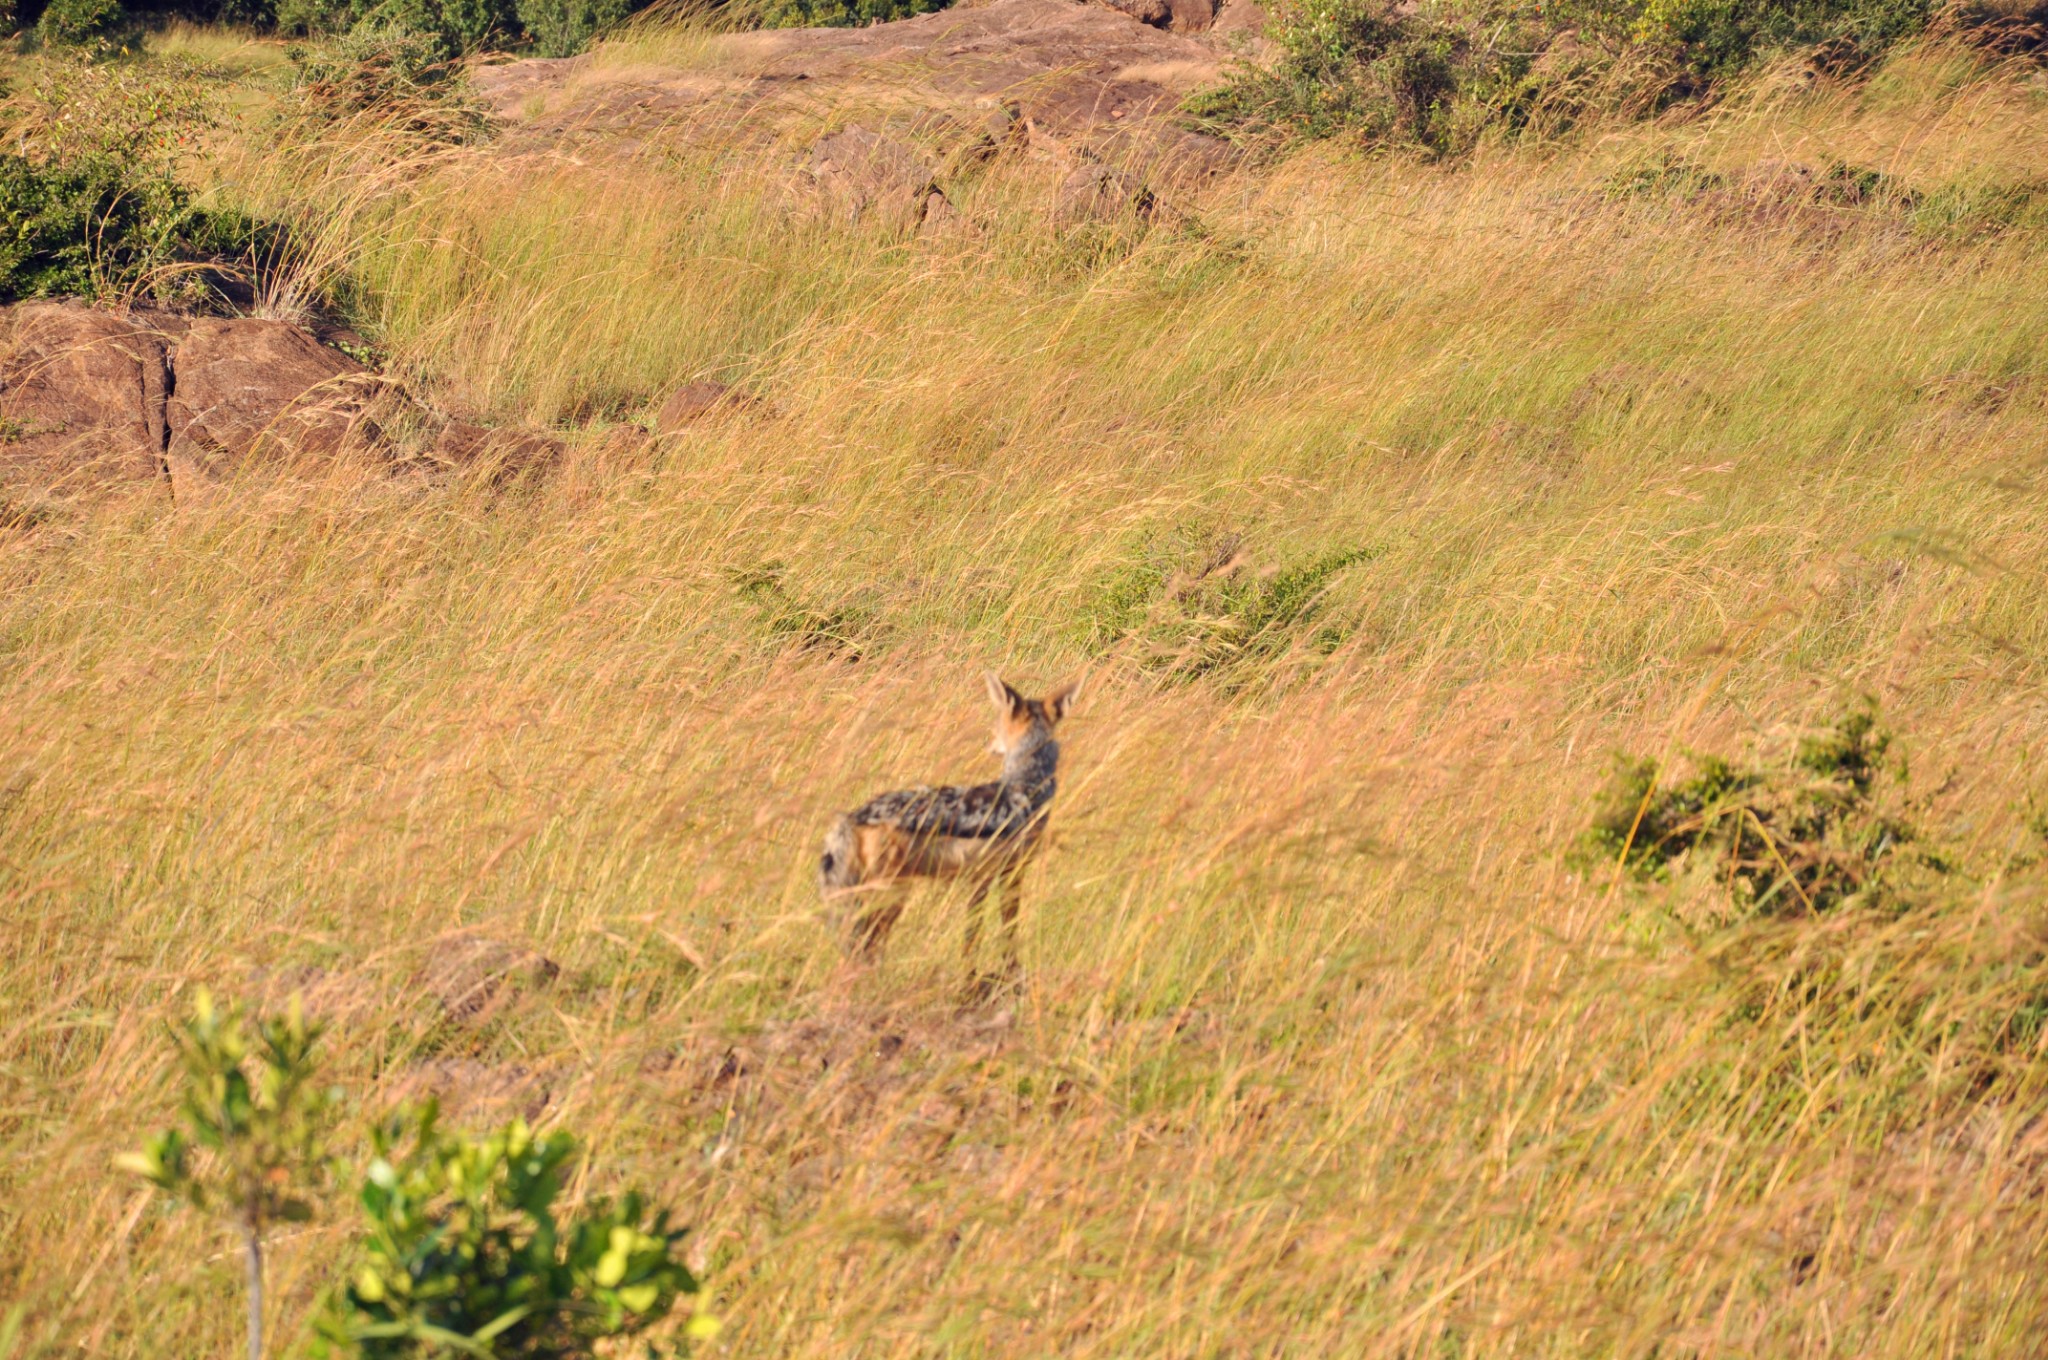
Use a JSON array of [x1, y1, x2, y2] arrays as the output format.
[[5, 29, 2048, 1359]]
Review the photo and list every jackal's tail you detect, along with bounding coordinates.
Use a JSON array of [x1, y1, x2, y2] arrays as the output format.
[[819, 814, 860, 896]]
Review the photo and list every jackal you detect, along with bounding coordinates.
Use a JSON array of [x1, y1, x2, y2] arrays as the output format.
[[820, 673, 1082, 979]]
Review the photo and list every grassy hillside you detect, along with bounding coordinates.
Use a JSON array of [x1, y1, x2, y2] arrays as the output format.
[[6, 28, 2048, 1357]]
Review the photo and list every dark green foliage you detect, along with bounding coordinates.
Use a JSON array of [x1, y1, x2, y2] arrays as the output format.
[[289, 19, 494, 137], [1184, 0, 1504, 152], [0, 57, 270, 303], [251, 0, 638, 54], [0, 153, 262, 302], [1577, 704, 1928, 917], [0, 153, 179, 299], [1587, 711, 2048, 1100], [35, 0, 130, 47], [273, 0, 359, 33], [514, 0, 630, 57], [755, 0, 949, 27], [377, 0, 518, 50], [315, 1102, 710, 1358], [1205, 546, 1379, 666], [1189, 0, 1956, 154], [1637, 0, 1933, 77], [274, 0, 518, 51]]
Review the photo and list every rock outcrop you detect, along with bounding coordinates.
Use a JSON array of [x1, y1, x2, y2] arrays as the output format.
[[0, 301, 557, 508], [805, 126, 954, 231], [472, 0, 1257, 181], [163, 316, 383, 491], [0, 305, 172, 498], [1104, 0, 1215, 32]]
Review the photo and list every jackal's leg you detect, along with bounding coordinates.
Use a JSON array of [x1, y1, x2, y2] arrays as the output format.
[[961, 874, 995, 968], [996, 871, 1026, 980], [845, 886, 908, 960]]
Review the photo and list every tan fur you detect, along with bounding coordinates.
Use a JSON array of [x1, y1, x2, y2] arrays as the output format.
[[821, 672, 1082, 985]]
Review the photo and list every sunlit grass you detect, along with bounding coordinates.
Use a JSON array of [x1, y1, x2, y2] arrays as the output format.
[[4, 26, 2048, 1360], [146, 20, 296, 82]]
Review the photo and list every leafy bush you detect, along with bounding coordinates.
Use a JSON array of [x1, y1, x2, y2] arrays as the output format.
[[275, 0, 519, 51], [35, 0, 130, 47], [120, 993, 330, 1360], [1576, 704, 1940, 918], [1184, 0, 1494, 152], [0, 155, 180, 299], [1634, 0, 1933, 77], [315, 1101, 713, 1358], [1585, 711, 2048, 1106], [755, 0, 949, 26], [515, 0, 632, 56], [289, 19, 494, 139], [123, 992, 713, 1360], [1188, 0, 1953, 154], [0, 62, 266, 301]]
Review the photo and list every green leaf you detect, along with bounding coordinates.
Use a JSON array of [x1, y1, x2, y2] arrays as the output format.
[[353, 1266, 386, 1303], [471, 1304, 534, 1342]]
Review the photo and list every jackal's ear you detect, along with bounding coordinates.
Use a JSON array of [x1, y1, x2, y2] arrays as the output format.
[[1046, 673, 1084, 721], [985, 671, 1025, 715]]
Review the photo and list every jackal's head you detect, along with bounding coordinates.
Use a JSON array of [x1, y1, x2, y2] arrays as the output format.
[[985, 672, 1082, 760]]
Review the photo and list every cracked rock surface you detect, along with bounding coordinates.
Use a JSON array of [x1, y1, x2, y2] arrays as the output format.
[[0, 301, 558, 506]]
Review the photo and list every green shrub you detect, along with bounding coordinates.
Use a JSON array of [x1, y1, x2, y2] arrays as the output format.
[[35, 0, 129, 47], [278, 0, 652, 53], [315, 1101, 714, 1358], [0, 56, 268, 303], [1584, 711, 2048, 1106], [1575, 704, 1939, 918], [514, 0, 631, 56], [1189, 0, 1951, 154], [274, 0, 357, 32], [1634, 0, 1934, 76], [0, 153, 263, 301], [755, 0, 949, 27], [289, 19, 495, 137], [276, 0, 519, 51], [119, 993, 330, 1360]]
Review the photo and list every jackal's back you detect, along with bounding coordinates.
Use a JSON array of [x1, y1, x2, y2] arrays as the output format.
[[849, 778, 1046, 841]]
